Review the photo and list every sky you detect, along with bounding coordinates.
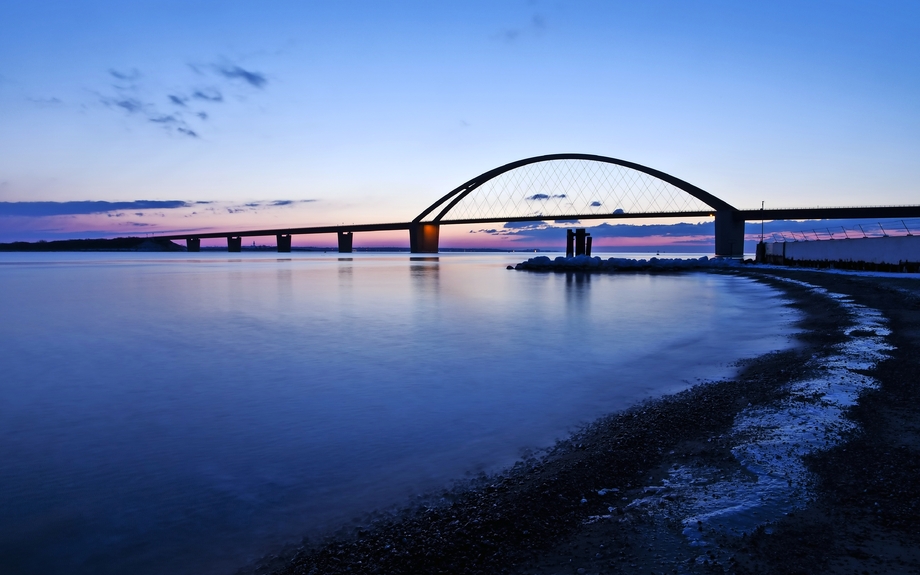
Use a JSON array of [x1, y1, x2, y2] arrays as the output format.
[[1, 0, 918, 249]]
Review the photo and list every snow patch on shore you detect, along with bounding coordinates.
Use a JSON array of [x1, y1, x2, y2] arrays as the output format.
[[619, 278, 892, 553]]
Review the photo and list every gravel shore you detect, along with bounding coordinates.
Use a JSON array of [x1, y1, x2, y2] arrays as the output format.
[[256, 267, 920, 575]]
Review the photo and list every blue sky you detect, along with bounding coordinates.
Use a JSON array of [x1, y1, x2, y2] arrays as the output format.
[[1, 0, 918, 246]]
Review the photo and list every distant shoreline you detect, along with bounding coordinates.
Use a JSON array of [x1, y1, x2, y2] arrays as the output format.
[[0, 237, 185, 252], [0, 237, 540, 253]]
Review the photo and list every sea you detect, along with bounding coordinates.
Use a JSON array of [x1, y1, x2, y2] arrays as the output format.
[[0, 251, 800, 575]]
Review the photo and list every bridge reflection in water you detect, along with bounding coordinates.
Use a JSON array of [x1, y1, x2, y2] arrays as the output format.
[[157, 153, 920, 257]]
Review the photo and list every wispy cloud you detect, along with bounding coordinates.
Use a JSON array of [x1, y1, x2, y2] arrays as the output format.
[[215, 65, 267, 88], [28, 97, 64, 107], [109, 68, 141, 81], [100, 90, 200, 138], [192, 89, 223, 102], [110, 98, 145, 114], [149, 114, 178, 124], [497, 12, 548, 43], [96, 58, 269, 139]]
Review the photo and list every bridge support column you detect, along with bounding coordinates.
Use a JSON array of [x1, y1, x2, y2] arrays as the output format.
[[714, 210, 745, 258], [337, 232, 353, 253], [227, 236, 242, 252], [276, 234, 292, 253], [575, 229, 590, 256], [409, 223, 439, 253], [567, 229, 591, 256], [755, 242, 766, 263], [186, 237, 200, 252]]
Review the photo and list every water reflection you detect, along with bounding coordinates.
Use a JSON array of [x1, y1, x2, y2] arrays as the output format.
[[563, 271, 591, 311], [410, 258, 440, 296], [564, 271, 591, 285], [276, 268, 293, 303]]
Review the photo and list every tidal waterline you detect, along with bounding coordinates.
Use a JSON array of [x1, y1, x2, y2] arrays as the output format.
[[0, 252, 799, 575]]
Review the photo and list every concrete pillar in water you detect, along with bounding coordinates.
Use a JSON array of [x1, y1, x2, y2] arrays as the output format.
[[337, 231, 353, 253], [409, 224, 439, 253], [586, 235, 593, 256], [575, 228, 587, 256], [186, 237, 201, 252], [755, 242, 766, 263], [227, 236, 242, 252], [566, 229, 575, 258], [714, 210, 745, 257], [276, 234, 292, 253]]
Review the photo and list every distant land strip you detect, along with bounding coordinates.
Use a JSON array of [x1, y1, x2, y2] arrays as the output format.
[[0, 238, 529, 253], [0, 238, 185, 252]]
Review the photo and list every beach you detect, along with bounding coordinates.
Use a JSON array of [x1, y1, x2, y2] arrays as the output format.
[[261, 267, 920, 575]]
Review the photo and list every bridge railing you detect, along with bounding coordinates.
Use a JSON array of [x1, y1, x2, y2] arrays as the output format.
[[763, 218, 920, 243]]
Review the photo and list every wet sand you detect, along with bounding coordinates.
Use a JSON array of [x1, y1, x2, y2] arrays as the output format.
[[257, 267, 920, 575]]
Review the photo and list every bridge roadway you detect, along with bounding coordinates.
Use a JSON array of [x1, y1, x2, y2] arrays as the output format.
[[156, 205, 920, 255]]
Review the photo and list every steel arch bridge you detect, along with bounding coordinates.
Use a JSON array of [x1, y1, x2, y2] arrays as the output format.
[[160, 152, 920, 256], [408, 153, 744, 255]]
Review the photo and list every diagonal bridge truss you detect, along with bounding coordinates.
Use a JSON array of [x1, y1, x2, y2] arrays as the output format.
[[414, 153, 733, 225]]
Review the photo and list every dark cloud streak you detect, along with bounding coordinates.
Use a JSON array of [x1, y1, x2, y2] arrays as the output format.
[[109, 68, 141, 81], [216, 65, 267, 88], [193, 89, 223, 102], [0, 201, 190, 217]]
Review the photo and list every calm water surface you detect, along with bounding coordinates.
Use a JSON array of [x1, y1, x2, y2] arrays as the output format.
[[0, 252, 799, 575]]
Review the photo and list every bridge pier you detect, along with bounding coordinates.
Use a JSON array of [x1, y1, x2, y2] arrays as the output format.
[[714, 210, 745, 258], [227, 236, 242, 252], [337, 231, 353, 253], [186, 237, 200, 252], [409, 223, 439, 253], [276, 234, 292, 253], [566, 229, 592, 257]]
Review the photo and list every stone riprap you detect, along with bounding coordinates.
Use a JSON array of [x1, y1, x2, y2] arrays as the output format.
[[513, 254, 741, 272]]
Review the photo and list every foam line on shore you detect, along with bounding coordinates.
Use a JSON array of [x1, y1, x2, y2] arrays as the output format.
[[612, 277, 892, 564]]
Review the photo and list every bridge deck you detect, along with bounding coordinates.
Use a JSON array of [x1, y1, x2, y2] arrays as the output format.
[[155, 206, 920, 242]]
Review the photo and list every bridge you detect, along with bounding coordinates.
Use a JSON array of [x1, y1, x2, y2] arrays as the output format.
[[158, 153, 920, 257]]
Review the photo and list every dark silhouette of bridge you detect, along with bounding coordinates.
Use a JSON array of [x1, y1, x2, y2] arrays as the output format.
[[158, 154, 920, 256]]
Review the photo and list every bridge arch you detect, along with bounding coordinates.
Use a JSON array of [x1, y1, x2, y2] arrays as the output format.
[[410, 153, 744, 256], [413, 153, 736, 223]]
